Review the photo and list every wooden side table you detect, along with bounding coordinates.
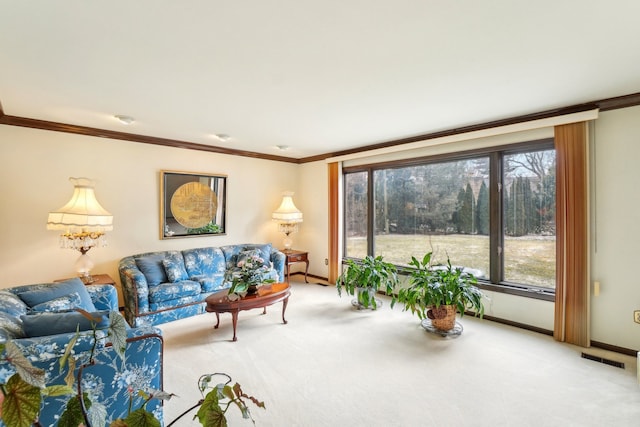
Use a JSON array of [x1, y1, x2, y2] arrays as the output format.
[[282, 249, 309, 283], [55, 273, 115, 286]]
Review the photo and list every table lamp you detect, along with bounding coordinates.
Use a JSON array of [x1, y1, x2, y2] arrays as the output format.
[[47, 177, 113, 284], [272, 191, 303, 250]]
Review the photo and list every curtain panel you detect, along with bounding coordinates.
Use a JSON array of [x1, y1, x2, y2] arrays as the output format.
[[328, 162, 340, 283], [554, 121, 589, 346]]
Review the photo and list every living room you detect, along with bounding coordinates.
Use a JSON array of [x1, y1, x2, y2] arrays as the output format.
[[1, 2, 640, 425]]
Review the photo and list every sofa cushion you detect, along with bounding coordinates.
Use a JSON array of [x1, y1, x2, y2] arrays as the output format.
[[183, 247, 226, 278], [162, 256, 189, 283], [21, 310, 110, 337], [148, 281, 201, 303], [0, 290, 29, 317], [135, 253, 170, 286], [191, 274, 226, 292], [29, 292, 82, 313], [17, 278, 96, 312]]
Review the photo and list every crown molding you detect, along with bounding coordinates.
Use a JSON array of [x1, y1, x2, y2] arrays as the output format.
[[0, 114, 299, 164], [2, 92, 639, 164]]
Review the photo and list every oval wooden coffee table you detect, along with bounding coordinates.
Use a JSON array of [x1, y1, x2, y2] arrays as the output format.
[[205, 282, 290, 341]]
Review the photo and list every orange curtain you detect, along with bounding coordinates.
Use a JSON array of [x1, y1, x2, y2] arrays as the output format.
[[328, 162, 340, 283], [554, 122, 589, 346]]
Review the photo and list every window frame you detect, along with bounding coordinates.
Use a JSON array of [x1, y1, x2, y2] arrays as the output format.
[[341, 138, 555, 302]]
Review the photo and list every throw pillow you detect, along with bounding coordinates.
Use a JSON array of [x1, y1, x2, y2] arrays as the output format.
[[135, 253, 169, 286], [21, 310, 110, 337], [29, 292, 82, 313], [18, 278, 96, 312], [162, 257, 188, 283]]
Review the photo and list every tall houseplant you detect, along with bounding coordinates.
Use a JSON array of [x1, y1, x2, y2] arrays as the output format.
[[336, 255, 399, 310], [391, 252, 485, 332]]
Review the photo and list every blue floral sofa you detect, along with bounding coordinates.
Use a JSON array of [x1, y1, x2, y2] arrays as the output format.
[[118, 243, 286, 327], [0, 278, 164, 426]]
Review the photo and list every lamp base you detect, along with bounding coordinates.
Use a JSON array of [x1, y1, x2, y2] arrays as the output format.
[[75, 253, 95, 284], [283, 235, 293, 250], [79, 272, 96, 285]]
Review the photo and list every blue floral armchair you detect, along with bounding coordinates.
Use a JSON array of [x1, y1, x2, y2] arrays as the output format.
[[0, 280, 164, 426]]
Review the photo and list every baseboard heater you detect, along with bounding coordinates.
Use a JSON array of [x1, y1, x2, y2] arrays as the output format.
[[581, 352, 625, 369]]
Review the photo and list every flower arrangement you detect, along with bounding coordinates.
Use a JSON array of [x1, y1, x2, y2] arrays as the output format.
[[225, 251, 275, 298]]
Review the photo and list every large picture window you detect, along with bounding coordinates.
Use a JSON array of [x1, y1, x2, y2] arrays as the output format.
[[344, 171, 368, 259], [342, 140, 556, 298]]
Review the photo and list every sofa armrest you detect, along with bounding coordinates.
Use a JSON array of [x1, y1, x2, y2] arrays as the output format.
[[270, 248, 286, 282], [5, 324, 161, 366], [118, 256, 151, 325], [6, 329, 109, 364], [0, 326, 164, 425], [86, 284, 119, 311]]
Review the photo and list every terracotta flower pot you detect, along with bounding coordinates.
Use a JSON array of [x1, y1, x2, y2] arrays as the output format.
[[430, 305, 457, 331]]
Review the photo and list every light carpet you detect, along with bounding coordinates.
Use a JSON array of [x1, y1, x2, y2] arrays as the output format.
[[159, 281, 640, 427]]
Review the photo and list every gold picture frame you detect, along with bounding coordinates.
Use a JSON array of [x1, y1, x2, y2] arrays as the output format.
[[160, 170, 227, 239]]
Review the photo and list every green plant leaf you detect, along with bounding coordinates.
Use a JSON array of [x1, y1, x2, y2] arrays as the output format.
[[59, 331, 79, 373], [63, 356, 76, 389], [148, 389, 175, 401], [196, 389, 227, 427], [124, 407, 161, 427], [58, 394, 91, 427], [1, 374, 41, 427], [87, 400, 107, 427], [3, 341, 45, 389], [109, 311, 128, 360], [42, 384, 74, 397]]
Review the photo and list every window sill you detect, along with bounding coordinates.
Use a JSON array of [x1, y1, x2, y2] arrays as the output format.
[[476, 281, 555, 302]]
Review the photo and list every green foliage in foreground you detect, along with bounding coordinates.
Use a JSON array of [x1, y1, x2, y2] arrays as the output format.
[[0, 311, 265, 427]]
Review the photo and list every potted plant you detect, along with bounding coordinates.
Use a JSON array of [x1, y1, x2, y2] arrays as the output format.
[[336, 255, 399, 310], [391, 252, 485, 332]]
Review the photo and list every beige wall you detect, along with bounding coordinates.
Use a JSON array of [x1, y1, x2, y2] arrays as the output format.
[[0, 125, 298, 295], [591, 105, 640, 350], [292, 161, 330, 279], [1, 105, 639, 350]]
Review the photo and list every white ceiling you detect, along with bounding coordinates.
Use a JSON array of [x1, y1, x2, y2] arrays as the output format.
[[2, 1, 640, 160]]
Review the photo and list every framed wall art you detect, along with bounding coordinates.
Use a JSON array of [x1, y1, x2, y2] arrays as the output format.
[[160, 170, 227, 239]]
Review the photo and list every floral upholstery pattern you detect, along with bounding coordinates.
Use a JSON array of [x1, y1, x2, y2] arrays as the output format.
[[119, 244, 286, 327], [162, 252, 189, 282], [28, 291, 82, 313], [0, 283, 164, 426]]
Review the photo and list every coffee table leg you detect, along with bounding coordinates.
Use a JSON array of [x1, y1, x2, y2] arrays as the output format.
[[282, 296, 289, 324], [231, 311, 238, 341], [214, 313, 220, 329]]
